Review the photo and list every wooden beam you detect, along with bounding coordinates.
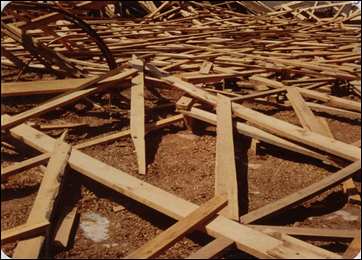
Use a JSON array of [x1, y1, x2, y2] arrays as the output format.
[[286, 87, 329, 135], [240, 161, 361, 224], [248, 225, 360, 241], [154, 74, 360, 162], [12, 135, 72, 258], [1, 68, 137, 131], [343, 233, 361, 258], [8, 122, 342, 259], [1, 115, 183, 180], [186, 237, 234, 259], [54, 206, 78, 248], [182, 107, 336, 165], [1, 221, 50, 244], [125, 196, 227, 259], [130, 58, 146, 175], [215, 95, 239, 220]]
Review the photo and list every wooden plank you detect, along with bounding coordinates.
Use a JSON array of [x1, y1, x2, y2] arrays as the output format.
[[319, 118, 360, 202], [151, 73, 361, 162], [186, 237, 234, 259], [125, 196, 227, 259], [240, 161, 361, 224], [2, 69, 137, 130], [54, 206, 78, 248], [199, 61, 213, 74], [343, 233, 361, 258], [286, 87, 329, 135], [8, 122, 342, 259], [12, 135, 72, 258], [182, 107, 336, 166], [130, 58, 146, 175], [1, 221, 50, 244], [248, 225, 360, 241], [1, 115, 183, 180], [215, 95, 239, 221]]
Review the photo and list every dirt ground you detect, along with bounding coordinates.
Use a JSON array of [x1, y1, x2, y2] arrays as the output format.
[[1, 83, 361, 258]]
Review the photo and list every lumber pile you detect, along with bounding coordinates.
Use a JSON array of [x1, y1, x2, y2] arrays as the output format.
[[1, 1, 361, 259]]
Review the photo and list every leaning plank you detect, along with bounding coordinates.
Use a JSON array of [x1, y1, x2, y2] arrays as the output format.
[[286, 87, 329, 135], [186, 237, 234, 259], [318, 118, 361, 202], [1, 68, 137, 130], [125, 196, 227, 259], [1, 220, 50, 244], [240, 161, 361, 224], [248, 225, 360, 241], [12, 135, 72, 258], [343, 233, 361, 258], [152, 73, 360, 161], [8, 122, 342, 259], [182, 107, 337, 166], [54, 206, 78, 248], [215, 95, 239, 220], [1, 152, 50, 180], [130, 58, 146, 175], [1, 115, 183, 180]]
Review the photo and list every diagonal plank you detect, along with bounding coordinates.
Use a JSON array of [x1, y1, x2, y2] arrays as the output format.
[[186, 237, 234, 259], [1, 68, 137, 131], [240, 160, 361, 224], [286, 87, 329, 135], [12, 133, 72, 258], [130, 58, 147, 175], [163, 75, 360, 161], [125, 196, 227, 259], [7, 121, 342, 259], [318, 118, 361, 203], [215, 94, 239, 220], [1, 115, 183, 180], [1, 220, 50, 244]]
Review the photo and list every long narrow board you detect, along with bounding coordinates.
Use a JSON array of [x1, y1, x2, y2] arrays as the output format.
[[7, 121, 342, 259], [54, 206, 78, 248], [145, 71, 360, 161], [186, 237, 234, 259], [215, 94, 239, 220], [286, 87, 329, 135], [13, 136, 72, 258], [240, 161, 361, 224], [1, 69, 137, 130], [125, 196, 227, 259], [1, 114, 183, 180], [130, 58, 147, 175], [1, 221, 49, 244], [318, 118, 361, 202]]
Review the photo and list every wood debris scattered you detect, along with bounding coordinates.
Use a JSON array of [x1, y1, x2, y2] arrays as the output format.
[[1, 1, 361, 259]]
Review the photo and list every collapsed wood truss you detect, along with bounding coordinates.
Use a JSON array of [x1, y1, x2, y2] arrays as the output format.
[[1, 1, 361, 259]]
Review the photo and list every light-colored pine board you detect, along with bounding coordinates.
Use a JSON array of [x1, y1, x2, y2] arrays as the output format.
[[248, 225, 360, 240], [182, 107, 336, 165], [155, 74, 360, 162], [215, 94, 239, 220], [1, 115, 183, 180], [286, 87, 330, 135], [125, 196, 227, 259], [186, 237, 234, 259], [343, 233, 361, 258], [240, 161, 361, 224], [318, 118, 361, 202], [130, 59, 146, 175], [7, 121, 342, 259], [12, 136, 72, 258], [1, 221, 49, 244], [199, 61, 213, 74], [1, 69, 137, 130], [54, 206, 78, 248]]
